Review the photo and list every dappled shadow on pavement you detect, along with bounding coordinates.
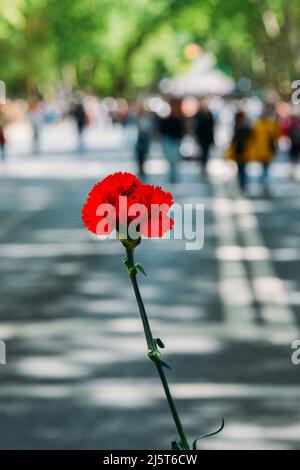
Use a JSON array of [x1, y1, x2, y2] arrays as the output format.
[[0, 164, 300, 449]]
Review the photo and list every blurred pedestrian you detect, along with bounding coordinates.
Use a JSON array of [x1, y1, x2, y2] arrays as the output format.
[[194, 99, 215, 175], [70, 93, 88, 153], [287, 111, 300, 178], [135, 105, 153, 177], [28, 96, 43, 154], [251, 105, 280, 195], [158, 98, 184, 183], [0, 106, 7, 161], [226, 111, 252, 191]]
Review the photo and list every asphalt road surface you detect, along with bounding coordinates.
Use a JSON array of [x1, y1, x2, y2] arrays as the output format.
[[0, 121, 299, 450]]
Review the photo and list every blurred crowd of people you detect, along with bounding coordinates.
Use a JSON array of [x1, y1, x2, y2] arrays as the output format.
[[134, 96, 300, 193], [0, 91, 299, 196], [0, 91, 123, 158], [226, 106, 278, 195], [226, 104, 300, 195], [135, 97, 215, 183]]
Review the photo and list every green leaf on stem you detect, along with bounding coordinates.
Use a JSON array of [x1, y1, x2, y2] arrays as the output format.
[[148, 347, 173, 371], [123, 258, 138, 276], [135, 263, 147, 276], [192, 417, 225, 450], [158, 359, 173, 371], [156, 337, 165, 349], [147, 349, 161, 362]]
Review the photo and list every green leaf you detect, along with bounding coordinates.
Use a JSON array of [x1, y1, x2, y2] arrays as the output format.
[[192, 417, 225, 450], [156, 337, 165, 349], [135, 263, 147, 276], [148, 349, 161, 362], [158, 359, 173, 372]]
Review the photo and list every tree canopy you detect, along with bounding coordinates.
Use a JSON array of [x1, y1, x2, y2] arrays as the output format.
[[0, 0, 299, 96]]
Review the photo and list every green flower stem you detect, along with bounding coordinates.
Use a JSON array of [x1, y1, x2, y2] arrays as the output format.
[[125, 246, 190, 451]]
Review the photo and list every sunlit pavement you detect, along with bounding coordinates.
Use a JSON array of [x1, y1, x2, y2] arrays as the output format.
[[0, 122, 300, 450]]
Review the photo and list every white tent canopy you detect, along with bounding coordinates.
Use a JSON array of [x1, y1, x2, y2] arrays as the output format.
[[161, 53, 235, 96]]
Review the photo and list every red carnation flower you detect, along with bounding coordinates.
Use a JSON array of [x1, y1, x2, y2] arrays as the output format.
[[133, 184, 174, 237], [81, 172, 173, 239]]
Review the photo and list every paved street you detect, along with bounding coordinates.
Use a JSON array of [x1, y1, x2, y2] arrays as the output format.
[[0, 121, 300, 450]]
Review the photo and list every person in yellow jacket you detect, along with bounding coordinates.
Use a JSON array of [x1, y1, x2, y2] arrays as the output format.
[[226, 106, 280, 194], [250, 108, 280, 193]]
